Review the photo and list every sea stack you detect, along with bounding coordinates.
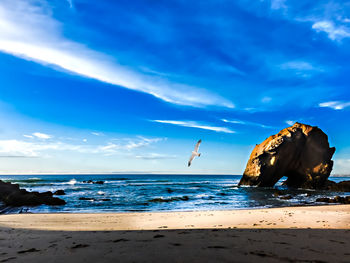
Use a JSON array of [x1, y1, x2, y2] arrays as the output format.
[[239, 123, 335, 189]]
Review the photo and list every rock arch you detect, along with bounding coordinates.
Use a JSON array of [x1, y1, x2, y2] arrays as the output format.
[[238, 123, 335, 189]]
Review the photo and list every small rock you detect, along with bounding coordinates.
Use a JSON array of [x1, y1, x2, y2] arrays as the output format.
[[273, 190, 285, 197], [316, 196, 350, 204], [327, 181, 350, 192], [53, 190, 65, 195], [280, 195, 292, 200], [82, 180, 104, 185]]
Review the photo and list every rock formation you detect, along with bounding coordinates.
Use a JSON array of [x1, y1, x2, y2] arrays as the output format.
[[325, 180, 350, 192], [0, 180, 66, 207], [316, 196, 350, 204], [239, 123, 335, 189]]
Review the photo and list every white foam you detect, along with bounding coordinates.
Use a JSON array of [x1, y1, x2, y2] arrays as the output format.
[[67, 179, 77, 185]]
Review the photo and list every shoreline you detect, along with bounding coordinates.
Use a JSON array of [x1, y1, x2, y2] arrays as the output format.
[[1, 204, 349, 231]]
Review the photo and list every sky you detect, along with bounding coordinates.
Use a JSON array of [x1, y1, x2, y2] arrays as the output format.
[[0, 0, 350, 174]]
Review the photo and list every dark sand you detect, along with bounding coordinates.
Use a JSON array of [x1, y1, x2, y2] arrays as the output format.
[[0, 205, 349, 262]]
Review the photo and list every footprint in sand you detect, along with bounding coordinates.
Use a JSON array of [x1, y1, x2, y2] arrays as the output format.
[[171, 243, 181, 246], [71, 244, 90, 249], [207, 246, 227, 249], [0, 257, 17, 262], [112, 239, 129, 243], [17, 248, 40, 254]]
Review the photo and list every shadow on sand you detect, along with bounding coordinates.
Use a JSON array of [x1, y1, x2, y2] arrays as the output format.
[[0, 227, 349, 262]]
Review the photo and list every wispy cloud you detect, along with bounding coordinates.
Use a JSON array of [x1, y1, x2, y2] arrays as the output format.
[[278, 60, 323, 78], [134, 153, 177, 160], [98, 137, 162, 155], [32, 132, 52, 139], [334, 159, 350, 175], [0, 137, 163, 158], [66, 0, 73, 9], [24, 132, 52, 139], [0, 0, 233, 108], [91, 132, 103, 136], [271, 0, 287, 10], [153, 120, 235, 133], [285, 120, 295, 126], [319, 101, 350, 110], [312, 21, 350, 41], [221, 119, 274, 129]]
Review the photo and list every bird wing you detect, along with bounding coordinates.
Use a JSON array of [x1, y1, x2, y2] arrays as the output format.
[[188, 153, 196, 167], [194, 139, 202, 152]]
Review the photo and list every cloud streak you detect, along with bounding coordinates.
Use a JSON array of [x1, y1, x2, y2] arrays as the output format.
[[221, 119, 275, 129], [278, 60, 324, 78], [0, 0, 233, 108], [312, 21, 350, 41], [0, 137, 163, 158], [134, 153, 177, 160], [153, 120, 235, 133], [319, 101, 350, 110]]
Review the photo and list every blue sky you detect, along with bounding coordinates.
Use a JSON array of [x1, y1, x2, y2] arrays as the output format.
[[0, 0, 350, 174]]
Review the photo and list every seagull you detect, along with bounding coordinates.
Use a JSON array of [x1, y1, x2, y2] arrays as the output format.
[[188, 139, 202, 167]]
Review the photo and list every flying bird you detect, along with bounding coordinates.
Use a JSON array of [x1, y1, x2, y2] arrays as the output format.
[[188, 139, 202, 167]]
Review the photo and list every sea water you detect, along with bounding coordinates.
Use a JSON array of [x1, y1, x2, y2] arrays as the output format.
[[0, 174, 349, 214]]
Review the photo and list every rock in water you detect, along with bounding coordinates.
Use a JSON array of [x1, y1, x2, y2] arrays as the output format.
[[0, 180, 66, 206], [239, 123, 335, 189]]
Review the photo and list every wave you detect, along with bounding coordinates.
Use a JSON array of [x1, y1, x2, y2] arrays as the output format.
[[67, 179, 77, 185], [148, 196, 190, 203]]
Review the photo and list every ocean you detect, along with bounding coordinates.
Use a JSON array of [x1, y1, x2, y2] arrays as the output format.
[[0, 174, 349, 214]]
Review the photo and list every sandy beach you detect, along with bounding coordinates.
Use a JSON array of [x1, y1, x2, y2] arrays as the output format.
[[0, 205, 349, 262]]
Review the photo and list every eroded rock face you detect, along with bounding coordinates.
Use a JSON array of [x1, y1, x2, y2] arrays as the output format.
[[0, 180, 66, 207], [325, 180, 350, 192], [239, 123, 335, 189]]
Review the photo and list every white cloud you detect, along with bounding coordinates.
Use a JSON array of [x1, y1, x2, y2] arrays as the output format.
[[153, 120, 235, 133], [23, 134, 34, 139], [98, 137, 162, 155], [0, 0, 233, 108], [0, 137, 162, 157], [32, 132, 52, 139], [312, 21, 350, 41], [0, 140, 40, 157], [134, 153, 177, 160], [334, 159, 350, 175], [319, 101, 350, 110], [221, 119, 274, 129], [285, 120, 295, 126], [91, 132, 103, 136]]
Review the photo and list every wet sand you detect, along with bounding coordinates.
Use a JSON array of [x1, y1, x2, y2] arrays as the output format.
[[0, 205, 349, 262]]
